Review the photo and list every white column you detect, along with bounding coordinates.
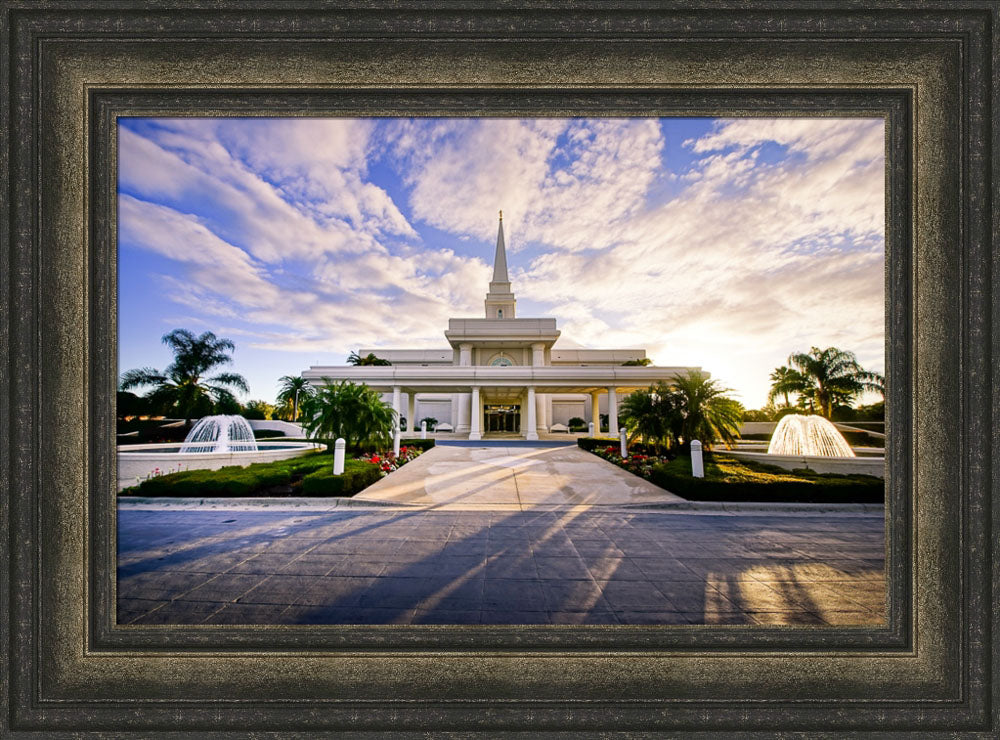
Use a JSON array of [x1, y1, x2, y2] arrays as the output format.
[[525, 386, 538, 440], [392, 386, 401, 431], [469, 386, 481, 440], [591, 391, 601, 433], [608, 386, 618, 437], [530, 342, 545, 366], [536, 392, 547, 434], [457, 343, 473, 433], [450, 394, 458, 429], [531, 342, 548, 434], [407, 392, 416, 433]]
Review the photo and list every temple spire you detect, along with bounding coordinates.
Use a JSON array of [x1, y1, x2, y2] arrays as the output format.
[[492, 210, 509, 283], [485, 210, 516, 319]]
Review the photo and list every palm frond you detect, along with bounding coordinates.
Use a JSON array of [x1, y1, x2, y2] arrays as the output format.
[[119, 367, 166, 390]]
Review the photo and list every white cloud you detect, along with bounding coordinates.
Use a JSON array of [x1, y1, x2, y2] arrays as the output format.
[[515, 117, 885, 405], [119, 116, 884, 406], [390, 118, 664, 251]]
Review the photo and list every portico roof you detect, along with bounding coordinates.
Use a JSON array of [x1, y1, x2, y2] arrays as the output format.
[[302, 364, 704, 394]]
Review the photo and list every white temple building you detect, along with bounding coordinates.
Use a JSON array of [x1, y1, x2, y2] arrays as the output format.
[[302, 213, 702, 440]]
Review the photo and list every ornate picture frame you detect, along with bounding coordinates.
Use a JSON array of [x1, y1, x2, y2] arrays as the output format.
[[2, 2, 996, 735]]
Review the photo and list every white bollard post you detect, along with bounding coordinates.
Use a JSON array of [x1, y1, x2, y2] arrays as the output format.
[[691, 440, 704, 478], [620, 427, 628, 458], [421, 420, 427, 440], [588, 421, 594, 436], [333, 438, 345, 475], [393, 429, 401, 457]]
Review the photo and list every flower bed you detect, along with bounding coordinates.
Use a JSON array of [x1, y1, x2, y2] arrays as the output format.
[[590, 445, 675, 479], [357, 445, 423, 474]]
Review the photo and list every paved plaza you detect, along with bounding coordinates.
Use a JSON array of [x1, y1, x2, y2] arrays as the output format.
[[118, 506, 886, 626]]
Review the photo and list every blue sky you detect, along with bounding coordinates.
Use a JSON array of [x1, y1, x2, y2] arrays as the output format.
[[118, 116, 885, 408]]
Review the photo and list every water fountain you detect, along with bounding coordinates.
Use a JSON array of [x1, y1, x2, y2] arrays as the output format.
[[766, 414, 855, 458], [118, 414, 319, 491], [179, 414, 259, 454], [725, 413, 883, 477]]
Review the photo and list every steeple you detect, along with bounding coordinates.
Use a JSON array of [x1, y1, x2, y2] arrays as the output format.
[[492, 210, 509, 283], [484, 210, 516, 319]]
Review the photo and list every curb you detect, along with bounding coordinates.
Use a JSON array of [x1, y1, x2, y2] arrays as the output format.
[[117, 496, 418, 510], [618, 500, 884, 514], [116, 497, 883, 515]]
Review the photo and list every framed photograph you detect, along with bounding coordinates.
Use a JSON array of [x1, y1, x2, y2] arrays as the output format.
[[2, 2, 996, 735], [114, 112, 889, 632]]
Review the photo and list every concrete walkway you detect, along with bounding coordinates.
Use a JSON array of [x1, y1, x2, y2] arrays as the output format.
[[355, 444, 685, 509]]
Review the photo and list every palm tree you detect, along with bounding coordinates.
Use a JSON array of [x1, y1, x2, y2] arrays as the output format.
[[786, 346, 884, 419], [119, 329, 249, 423], [619, 387, 677, 453], [300, 379, 395, 451], [767, 365, 806, 407], [347, 351, 391, 366], [243, 399, 276, 420], [276, 375, 313, 422], [666, 371, 744, 451]]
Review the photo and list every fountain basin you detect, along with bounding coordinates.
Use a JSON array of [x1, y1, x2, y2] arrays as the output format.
[[117, 441, 321, 491]]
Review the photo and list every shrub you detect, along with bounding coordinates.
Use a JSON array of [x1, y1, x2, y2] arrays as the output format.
[[116, 419, 191, 445], [577, 436, 620, 452], [253, 429, 286, 439], [648, 454, 883, 503], [124, 452, 327, 497], [567, 417, 586, 428], [129, 463, 295, 498], [301, 460, 383, 496], [122, 442, 429, 498], [399, 438, 435, 451]]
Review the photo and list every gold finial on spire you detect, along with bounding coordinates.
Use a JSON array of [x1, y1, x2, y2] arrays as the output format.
[[499, 209, 503, 221]]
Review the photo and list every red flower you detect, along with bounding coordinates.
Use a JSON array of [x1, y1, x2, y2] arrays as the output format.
[[370, 455, 380, 464]]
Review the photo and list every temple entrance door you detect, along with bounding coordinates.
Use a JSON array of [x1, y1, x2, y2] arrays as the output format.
[[484, 405, 521, 433]]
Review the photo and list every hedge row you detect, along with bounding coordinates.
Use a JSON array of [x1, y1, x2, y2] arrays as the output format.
[[577, 437, 674, 457], [649, 454, 883, 504], [577, 436, 622, 452], [300, 461, 384, 496], [123, 452, 339, 498], [129, 463, 297, 497], [282, 437, 436, 452], [253, 429, 286, 439]]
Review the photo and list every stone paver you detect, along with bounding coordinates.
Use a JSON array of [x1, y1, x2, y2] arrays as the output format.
[[354, 444, 685, 508], [118, 507, 886, 626]]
